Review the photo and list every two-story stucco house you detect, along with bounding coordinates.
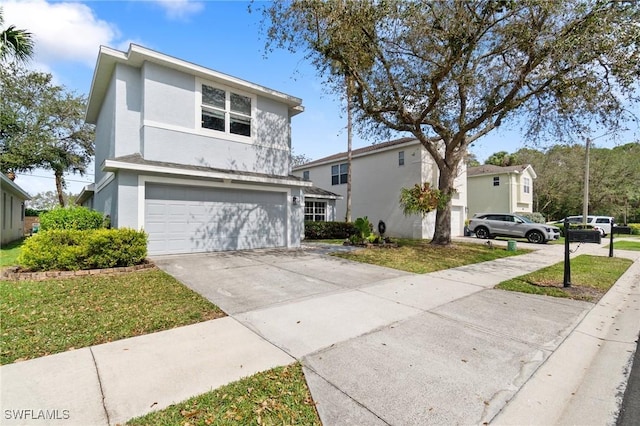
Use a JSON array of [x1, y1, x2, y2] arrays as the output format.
[[1, 174, 30, 245], [467, 164, 536, 217], [293, 138, 467, 239], [82, 44, 311, 255]]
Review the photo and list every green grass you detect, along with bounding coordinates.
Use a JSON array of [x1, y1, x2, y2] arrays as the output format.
[[496, 255, 632, 302], [127, 363, 320, 426], [0, 269, 225, 364], [333, 239, 530, 274], [0, 238, 25, 267], [305, 238, 346, 245], [610, 240, 640, 251]]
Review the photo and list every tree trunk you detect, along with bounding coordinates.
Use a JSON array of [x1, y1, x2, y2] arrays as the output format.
[[345, 75, 353, 222], [431, 166, 455, 245], [54, 171, 65, 207]]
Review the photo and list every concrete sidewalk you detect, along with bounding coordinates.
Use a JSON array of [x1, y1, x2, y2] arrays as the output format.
[[0, 239, 638, 425]]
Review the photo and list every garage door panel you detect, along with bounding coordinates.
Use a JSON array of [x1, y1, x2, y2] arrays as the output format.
[[145, 184, 287, 255]]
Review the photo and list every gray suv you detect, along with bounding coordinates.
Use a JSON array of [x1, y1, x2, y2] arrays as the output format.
[[469, 213, 560, 244]]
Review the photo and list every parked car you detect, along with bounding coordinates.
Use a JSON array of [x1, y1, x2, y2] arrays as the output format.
[[550, 215, 615, 236], [469, 213, 561, 244]]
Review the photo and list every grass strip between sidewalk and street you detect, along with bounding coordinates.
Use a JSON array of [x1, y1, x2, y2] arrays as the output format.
[[127, 363, 321, 426], [609, 240, 640, 251], [496, 254, 632, 302], [332, 239, 530, 273], [0, 269, 225, 365]]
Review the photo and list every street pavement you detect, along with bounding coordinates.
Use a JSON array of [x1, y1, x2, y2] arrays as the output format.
[[0, 238, 638, 425]]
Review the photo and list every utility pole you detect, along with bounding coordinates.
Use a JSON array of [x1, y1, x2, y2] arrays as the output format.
[[582, 137, 591, 225]]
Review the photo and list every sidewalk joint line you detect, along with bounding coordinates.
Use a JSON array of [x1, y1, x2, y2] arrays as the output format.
[[89, 347, 111, 425], [302, 363, 392, 426]]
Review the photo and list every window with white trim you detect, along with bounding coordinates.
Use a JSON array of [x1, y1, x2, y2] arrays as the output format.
[[493, 176, 500, 187], [303, 171, 310, 181], [331, 163, 348, 185], [200, 83, 252, 137], [523, 177, 530, 194], [304, 201, 326, 221]]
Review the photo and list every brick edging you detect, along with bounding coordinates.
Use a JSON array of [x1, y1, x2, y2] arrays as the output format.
[[1, 262, 157, 281]]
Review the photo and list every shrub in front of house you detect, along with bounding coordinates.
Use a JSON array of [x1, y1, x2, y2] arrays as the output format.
[[39, 207, 105, 231], [304, 221, 358, 240], [518, 212, 546, 223], [18, 229, 148, 271]]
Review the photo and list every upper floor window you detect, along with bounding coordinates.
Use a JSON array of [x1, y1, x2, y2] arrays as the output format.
[[302, 171, 310, 181], [493, 176, 500, 187], [331, 163, 348, 185], [200, 83, 252, 137], [398, 151, 405, 166], [523, 177, 530, 194]]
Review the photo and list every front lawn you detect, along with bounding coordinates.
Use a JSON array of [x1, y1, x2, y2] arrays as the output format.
[[496, 255, 632, 302], [0, 269, 225, 364], [610, 240, 640, 251], [0, 238, 25, 267], [128, 363, 320, 426], [333, 239, 529, 273]]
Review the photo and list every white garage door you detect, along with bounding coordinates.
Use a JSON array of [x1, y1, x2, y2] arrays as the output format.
[[145, 184, 287, 255]]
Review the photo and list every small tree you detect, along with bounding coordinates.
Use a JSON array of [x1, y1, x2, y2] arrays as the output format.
[[0, 65, 94, 206]]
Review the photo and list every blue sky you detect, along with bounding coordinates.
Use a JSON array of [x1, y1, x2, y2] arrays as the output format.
[[4, 0, 639, 197]]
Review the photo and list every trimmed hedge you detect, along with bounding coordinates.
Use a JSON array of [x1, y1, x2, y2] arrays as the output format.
[[627, 223, 640, 235], [39, 207, 105, 231], [518, 212, 546, 224], [18, 228, 148, 271], [304, 221, 358, 240]]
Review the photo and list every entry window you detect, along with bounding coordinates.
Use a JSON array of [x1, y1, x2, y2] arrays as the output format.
[[493, 176, 500, 187], [331, 163, 348, 185], [201, 83, 252, 137], [304, 201, 326, 221], [523, 177, 530, 194], [303, 171, 310, 181], [398, 151, 405, 166]]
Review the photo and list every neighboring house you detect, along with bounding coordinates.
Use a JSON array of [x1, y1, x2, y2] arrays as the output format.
[[84, 44, 310, 255], [467, 164, 536, 218], [1, 173, 30, 245], [293, 138, 468, 239]]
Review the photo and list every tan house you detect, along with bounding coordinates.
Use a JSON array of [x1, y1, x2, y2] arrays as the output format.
[[467, 164, 536, 218]]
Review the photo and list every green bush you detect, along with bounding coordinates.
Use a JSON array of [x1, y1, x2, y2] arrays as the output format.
[[25, 208, 47, 217], [18, 228, 148, 271], [39, 207, 105, 231], [627, 223, 640, 235], [304, 221, 358, 240], [354, 216, 372, 239]]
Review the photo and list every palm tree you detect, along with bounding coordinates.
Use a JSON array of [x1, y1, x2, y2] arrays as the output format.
[[0, 8, 34, 63]]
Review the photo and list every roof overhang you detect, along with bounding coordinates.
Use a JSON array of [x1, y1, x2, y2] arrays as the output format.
[[1, 174, 31, 200], [102, 158, 313, 188], [75, 184, 95, 205], [86, 44, 304, 123]]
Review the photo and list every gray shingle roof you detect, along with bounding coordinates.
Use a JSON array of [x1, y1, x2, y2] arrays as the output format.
[[467, 164, 531, 177]]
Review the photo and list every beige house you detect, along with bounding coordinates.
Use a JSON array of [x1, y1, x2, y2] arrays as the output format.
[[467, 164, 536, 218], [1, 174, 30, 245], [293, 138, 467, 239]]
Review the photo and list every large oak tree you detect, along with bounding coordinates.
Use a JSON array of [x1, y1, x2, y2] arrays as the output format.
[[261, 0, 640, 244]]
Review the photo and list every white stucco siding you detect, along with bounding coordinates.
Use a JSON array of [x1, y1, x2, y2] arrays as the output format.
[[467, 174, 511, 217], [0, 185, 27, 245], [142, 62, 195, 129], [114, 64, 143, 158], [94, 74, 117, 184]]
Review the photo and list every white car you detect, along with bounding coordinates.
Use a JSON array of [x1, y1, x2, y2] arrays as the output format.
[[554, 215, 615, 236]]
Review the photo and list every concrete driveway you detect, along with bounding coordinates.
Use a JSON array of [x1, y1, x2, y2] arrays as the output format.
[[152, 244, 613, 425]]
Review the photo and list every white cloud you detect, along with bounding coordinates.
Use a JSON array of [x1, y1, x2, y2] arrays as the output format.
[[153, 0, 204, 20], [2, 0, 120, 67]]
